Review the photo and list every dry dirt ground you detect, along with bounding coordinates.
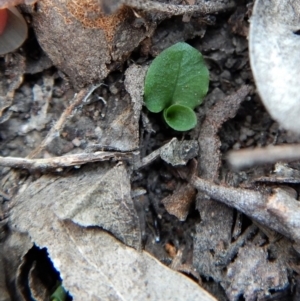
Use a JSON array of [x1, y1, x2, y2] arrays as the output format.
[[1, 1, 300, 300]]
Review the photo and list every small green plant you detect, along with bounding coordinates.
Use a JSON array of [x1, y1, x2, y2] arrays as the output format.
[[50, 282, 67, 301], [144, 42, 209, 131]]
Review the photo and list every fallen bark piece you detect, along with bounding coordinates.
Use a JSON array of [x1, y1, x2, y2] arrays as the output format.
[[198, 85, 252, 180], [194, 85, 252, 283], [102, 0, 236, 15], [226, 242, 288, 301], [124, 64, 147, 122]]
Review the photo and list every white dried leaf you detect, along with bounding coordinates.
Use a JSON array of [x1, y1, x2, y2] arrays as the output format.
[[10, 168, 216, 300], [45, 222, 217, 301], [249, 0, 300, 133], [11, 163, 141, 249]]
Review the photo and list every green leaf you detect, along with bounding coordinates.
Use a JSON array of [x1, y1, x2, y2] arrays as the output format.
[[163, 104, 197, 131], [144, 42, 209, 113], [50, 283, 67, 301]]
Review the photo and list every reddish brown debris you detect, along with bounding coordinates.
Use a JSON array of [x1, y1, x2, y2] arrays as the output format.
[[0, 0, 38, 9]]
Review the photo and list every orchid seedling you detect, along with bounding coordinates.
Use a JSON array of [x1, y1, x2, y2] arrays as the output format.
[[144, 42, 209, 131]]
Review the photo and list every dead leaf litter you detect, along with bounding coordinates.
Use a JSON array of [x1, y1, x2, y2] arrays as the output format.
[[1, 1, 300, 300]]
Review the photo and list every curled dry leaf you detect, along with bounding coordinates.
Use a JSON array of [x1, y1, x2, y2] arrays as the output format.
[[249, 0, 300, 133], [0, 230, 33, 300], [0, 7, 28, 55], [198, 85, 252, 180]]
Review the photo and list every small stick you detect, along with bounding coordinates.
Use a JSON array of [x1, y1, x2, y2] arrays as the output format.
[[0, 151, 132, 171], [227, 144, 300, 170], [134, 138, 177, 169], [0, 190, 11, 201], [214, 224, 258, 266], [189, 173, 300, 243]]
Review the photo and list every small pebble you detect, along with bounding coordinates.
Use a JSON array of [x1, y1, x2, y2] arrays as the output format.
[[72, 138, 81, 147]]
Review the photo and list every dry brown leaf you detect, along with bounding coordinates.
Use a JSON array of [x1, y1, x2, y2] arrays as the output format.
[[31, 0, 155, 88], [162, 184, 196, 221]]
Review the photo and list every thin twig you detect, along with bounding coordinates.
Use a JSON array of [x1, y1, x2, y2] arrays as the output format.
[[214, 224, 258, 266], [0, 190, 11, 201], [134, 138, 198, 169], [0, 151, 133, 171], [227, 144, 300, 170], [134, 138, 178, 169], [189, 173, 300, 243]]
